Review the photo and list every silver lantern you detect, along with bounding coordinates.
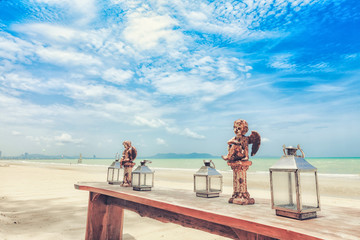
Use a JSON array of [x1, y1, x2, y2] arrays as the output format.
[[270, 145, 320, 220], [194, 160, 223, 198], [131, 160, 154, 191], [107, 153, 122, 185]]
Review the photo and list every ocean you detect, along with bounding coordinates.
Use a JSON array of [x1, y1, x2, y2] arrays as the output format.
[[15, 157, 360, 176]]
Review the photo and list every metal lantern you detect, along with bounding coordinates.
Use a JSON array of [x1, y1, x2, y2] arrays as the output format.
[[131, 160, 154, 191], [270, 145, 320, 220], [194, 160, 223, 198], [107, 154, 122, 185]]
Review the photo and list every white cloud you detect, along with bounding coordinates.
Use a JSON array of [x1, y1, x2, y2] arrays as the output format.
[[140, 54, 252, 102], [134, 116, 166, 128], [36, 46, 102, 66], [183, 128, 205, 139], [124, 13, 183, 50], [1, 73, 42, 92], [307, 84, 345, 93], [149, 70, 238, 100], [344, 53, 359, 60], [153, 73, 203, 95], [156, 138, 166, 145], [35, 0, 97, 25], [12, 131, 22, 136], [269, 54, 296, 70], [179, 1, 284, 40], [103, 68, 133, 85], [63, 83, 108, 100], [13, 23, 77, 42], [54, 133, 83, 145], [0, 32, 35, 62], [166, 126, 205, 139]]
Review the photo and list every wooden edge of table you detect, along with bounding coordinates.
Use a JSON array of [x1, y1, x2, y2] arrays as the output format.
[[75, 183, 321, 240]]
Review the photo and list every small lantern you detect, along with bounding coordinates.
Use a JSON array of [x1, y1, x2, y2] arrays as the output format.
[[194, 160, 223, 198], [131, 160, 154, 191], [270, 145, 320, 220], [107, 153, 122, 185]]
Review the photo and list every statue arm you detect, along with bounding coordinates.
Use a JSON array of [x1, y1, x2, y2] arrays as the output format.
[[227, 137, 239, 145]]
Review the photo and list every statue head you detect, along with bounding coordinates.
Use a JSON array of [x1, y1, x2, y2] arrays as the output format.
[[233, 119, 248, 136], [123, 140, 131, 149]]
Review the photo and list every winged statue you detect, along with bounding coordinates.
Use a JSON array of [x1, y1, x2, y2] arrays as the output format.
[[222, 119, 261, 161]]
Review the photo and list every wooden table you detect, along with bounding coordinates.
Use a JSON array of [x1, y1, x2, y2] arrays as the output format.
[[75, 182, 360, 240]]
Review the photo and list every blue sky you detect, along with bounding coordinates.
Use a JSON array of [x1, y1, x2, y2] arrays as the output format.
[[0, 0, 359, 158]]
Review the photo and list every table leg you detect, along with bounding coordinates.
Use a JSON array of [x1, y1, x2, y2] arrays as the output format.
[[85, 192, 124, 240]]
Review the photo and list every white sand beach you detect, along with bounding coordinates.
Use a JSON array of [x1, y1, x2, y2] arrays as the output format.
[[0, 161, 359, 240]]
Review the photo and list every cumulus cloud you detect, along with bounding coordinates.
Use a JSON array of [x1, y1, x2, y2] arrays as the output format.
[[307, 84, 345, 93], [124, 13, 183, 50], [0, 73, 42, 91], [269, 54, 296, 70], [0, 32, 35, 62], [142, 54, 251, 103], [36, 47, 102, 66], [13, 23, 78, 42], [152, 72, 236, 98], [133, 116, 166, 128], [156, 138, 166, 145], [166, 127, 205, 139], [102, 68, 133, 85], [54, 133, 83, 145], [35, 0, 97, 25], [12, 131, 22, 136]]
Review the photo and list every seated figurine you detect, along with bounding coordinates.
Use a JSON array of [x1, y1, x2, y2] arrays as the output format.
[[222, 119, 261, 161], [120, 140, 137, 166]]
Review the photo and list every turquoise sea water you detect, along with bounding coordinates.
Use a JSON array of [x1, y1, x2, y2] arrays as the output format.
[[13, 157, 360, 176]]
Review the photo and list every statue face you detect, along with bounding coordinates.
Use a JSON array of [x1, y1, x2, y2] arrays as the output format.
[[233, 120, 248, 136], [123, 141, 131, 149]]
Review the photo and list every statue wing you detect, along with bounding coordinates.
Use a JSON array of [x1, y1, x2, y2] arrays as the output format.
[[131, 147, 137, 160], [249, 131, 261, 156]]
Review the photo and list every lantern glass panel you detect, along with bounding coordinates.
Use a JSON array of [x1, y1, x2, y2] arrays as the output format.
[[144, 173, 153, 186], [272, 171, 297, 210], [209, 177, 221, 192], [132, 173, 140, 186], [140, 173, 145, 185], [107, 169, 114, 181], [300, 172, 318, 209], [195, 176, 207, 192], [114, 169, 119, 181]]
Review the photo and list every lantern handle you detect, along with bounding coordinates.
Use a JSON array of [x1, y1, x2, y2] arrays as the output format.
[[141, 160, 152, 166], [297, 144, 305, 158], [203, 159, 216, 169], [282, 144, 287, 156]]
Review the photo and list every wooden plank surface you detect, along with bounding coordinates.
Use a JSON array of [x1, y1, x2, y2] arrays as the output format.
[[75, 182, 360, 240]]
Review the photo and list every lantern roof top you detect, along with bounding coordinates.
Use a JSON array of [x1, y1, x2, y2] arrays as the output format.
[[109, 160, 121, 169], [270, 155, 317, 171], [194, 165, 222, 176], [133, 164, 154, 174]]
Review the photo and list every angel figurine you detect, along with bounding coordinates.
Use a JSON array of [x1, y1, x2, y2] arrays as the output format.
[[120, 140, 137, 166], [120, 140, 137, 187], [222, 119, 261, 162]]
